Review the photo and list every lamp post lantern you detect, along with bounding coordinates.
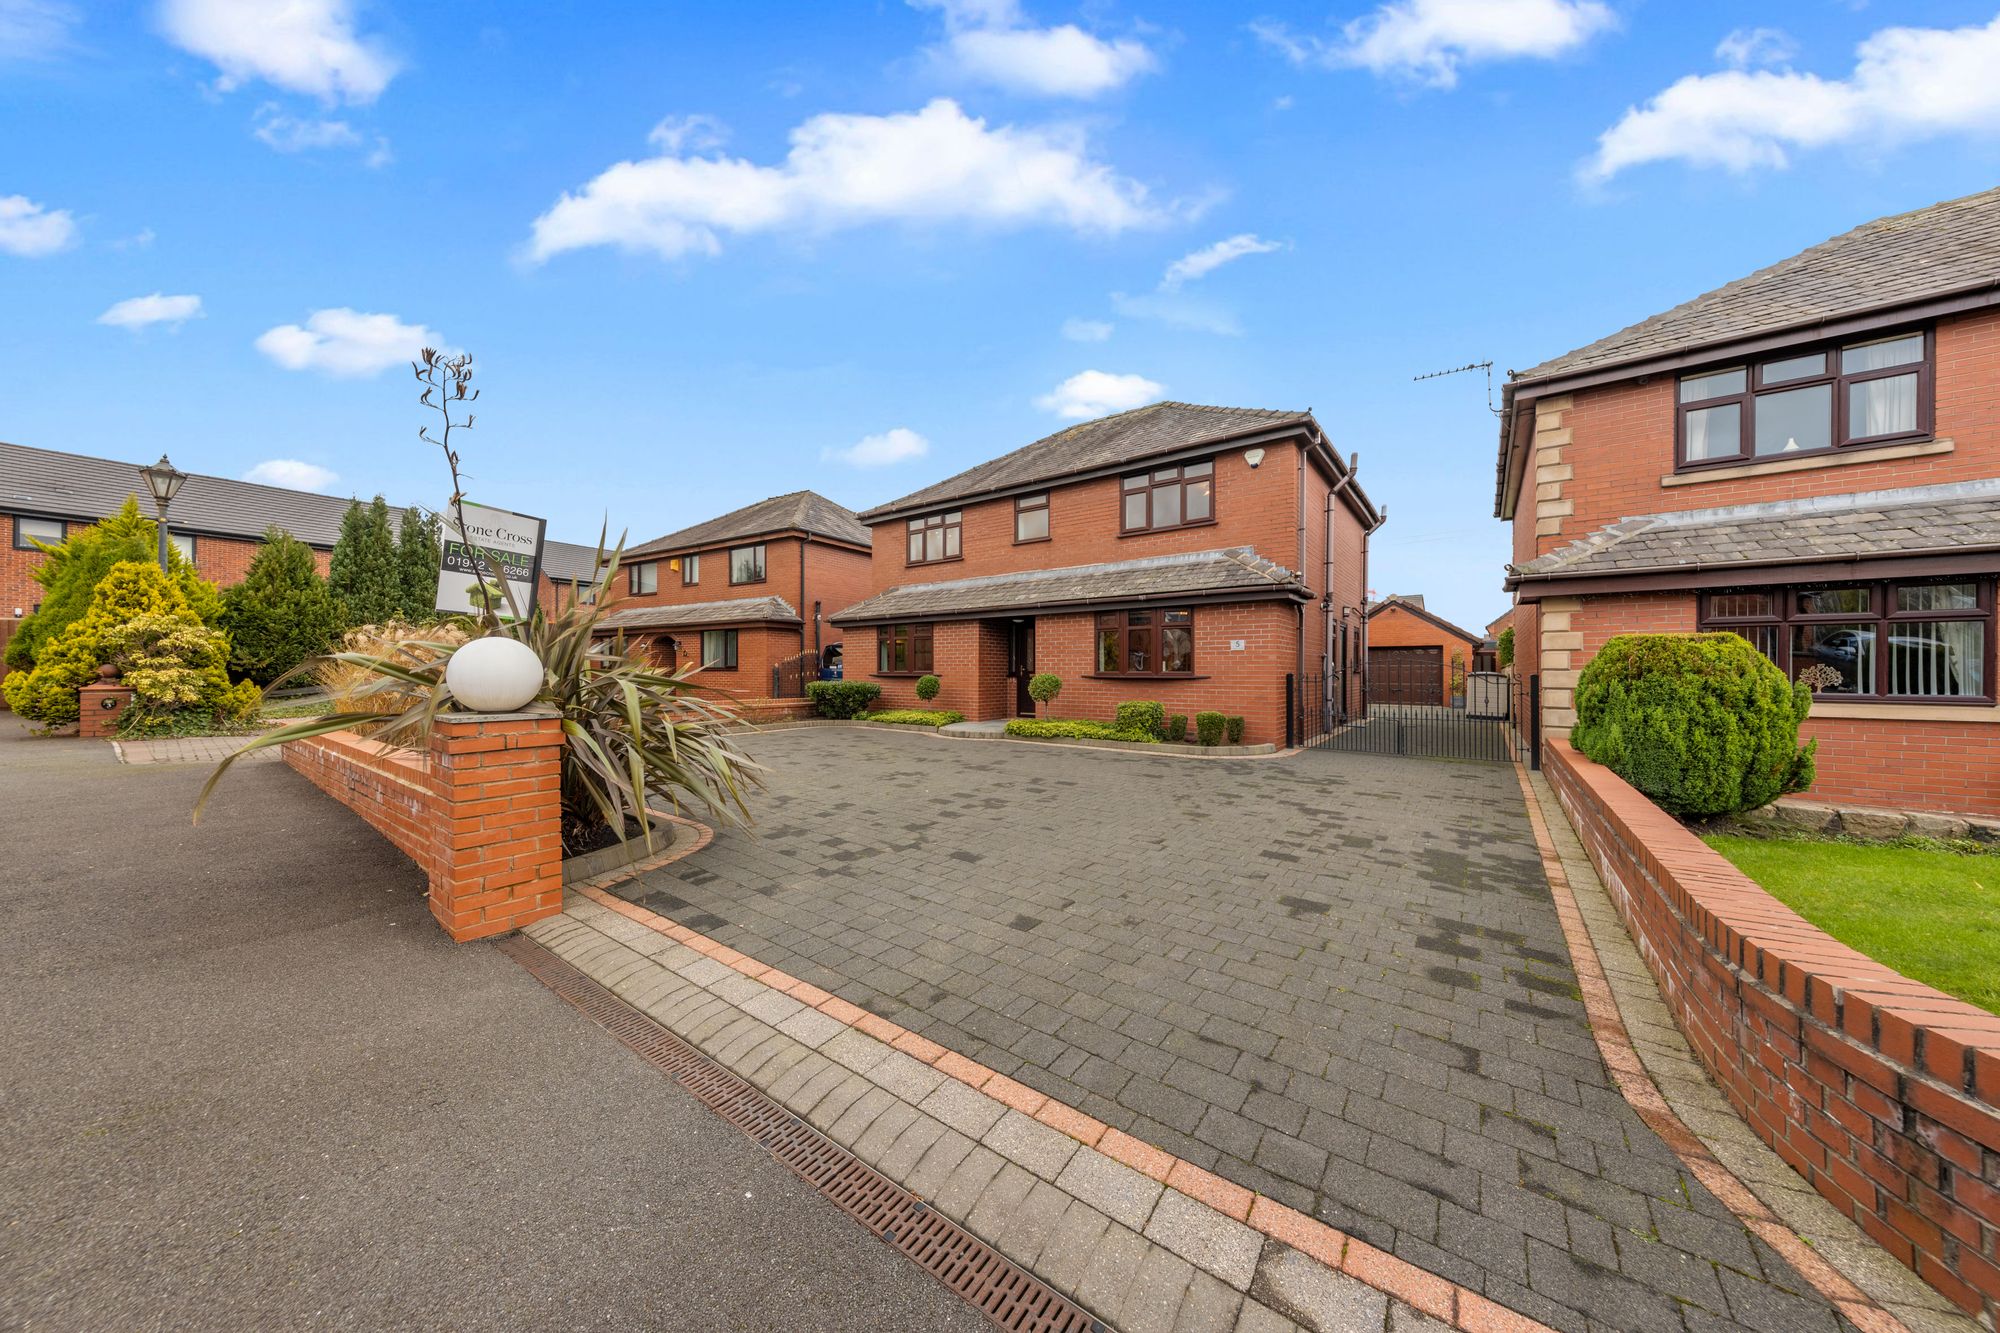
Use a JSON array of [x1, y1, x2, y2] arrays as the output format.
[[138, 454, 188, 573]]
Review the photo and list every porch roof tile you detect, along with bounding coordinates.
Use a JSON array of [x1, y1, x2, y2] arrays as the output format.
[[597, 595, 800, 630]]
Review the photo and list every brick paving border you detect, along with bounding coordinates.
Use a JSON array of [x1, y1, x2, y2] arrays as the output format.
[[563, 876, 1557, 1332], [1511, 762, 1974, 1333]]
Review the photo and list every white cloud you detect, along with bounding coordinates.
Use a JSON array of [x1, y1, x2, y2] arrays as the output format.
[[1253, 0, 1615, 89], [648, 113, 727, 154], [527, 98, 1166, 263], [824, 426, 931, 467], [1586, 14, 2000, 181], [0, 193, 77, 256], [1036, 369, 1165, 419], [1160, 232, 1283, 290], [1111, 290, 1241, 336], [913, 0, 1155, 98], [1715, 26, 1796, 70], [243, 458, 339, 490], [158, 0, 397, 103], [1061, 316, 1113, 341], [254, 308, 444, 377], [98, 292, 204, 330], [253, 105, 361, 151], [112, 227, 156, 251], [0, 0, 79, 60]]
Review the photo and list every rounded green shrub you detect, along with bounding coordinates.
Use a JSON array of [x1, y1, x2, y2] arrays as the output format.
[[1027, 673, 1062, 708], [1113, 699, 1166, 740], [1571, 632, 1815, 817], [1194, 711, 1225, 746], [914, 673, 941, 702], [1225, 715, 1245, 745], [1167, 713, 1188, 742]]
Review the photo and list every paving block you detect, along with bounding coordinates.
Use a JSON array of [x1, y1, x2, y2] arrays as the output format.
[[985, 1108, 1081, 1182], [920, 1077, 1008, 1139], [1144, 1188, 1263, 1290], [1057, 1146, 1166, 1232], [1250, 1244, 1389, 1333]]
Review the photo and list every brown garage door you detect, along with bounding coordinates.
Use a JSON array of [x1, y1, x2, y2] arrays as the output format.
[[1368, 646, 1441, 706]]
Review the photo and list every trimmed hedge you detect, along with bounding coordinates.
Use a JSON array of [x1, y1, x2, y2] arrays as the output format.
[[1193, 711, 1226, 746], [806, 680, 882, 719], [862, 708, 964, 727], [1572, 632, 1815, 817], [1167, 713, 1188, 742], [1004, 719, 1156, 743], [1114, 699, 1167, 740], [1225, 715, 1245, 745]]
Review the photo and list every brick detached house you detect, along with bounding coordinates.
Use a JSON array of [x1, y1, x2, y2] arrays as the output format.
[[596, 490, 872, 697], [1364, 595, 1489, 705], [1, 440, 605, 669], [830, 402, 1382, 744], [1496, 187, 2000, 818]]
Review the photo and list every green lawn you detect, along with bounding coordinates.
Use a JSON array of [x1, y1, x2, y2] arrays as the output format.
[[1704, 835, 2000, 1015]]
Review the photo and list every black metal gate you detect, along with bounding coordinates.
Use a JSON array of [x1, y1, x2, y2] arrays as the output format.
[[1286, 664, 1539, 766], [770, 650, 815, 698]]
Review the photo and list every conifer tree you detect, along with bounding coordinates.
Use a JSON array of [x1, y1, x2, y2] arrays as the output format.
[[394, 505, 442, 621], [218, 527, 345, 684], [327, 495, 399, 625]]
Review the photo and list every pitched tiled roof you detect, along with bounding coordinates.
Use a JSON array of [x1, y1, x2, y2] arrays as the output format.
[[1511, 480, 2000, 583], [1366, 596, 1483, 645], [597, 595, 800, 631], [626, 490, 869, 558], [1, 439, 607, 583], [829, 546, 1305, 624], [1513, 186, 2000, 387], [858, 402, 1313, 520]]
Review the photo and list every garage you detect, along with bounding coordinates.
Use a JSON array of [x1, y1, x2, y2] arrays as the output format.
[[1368, 645, 1442, 706]]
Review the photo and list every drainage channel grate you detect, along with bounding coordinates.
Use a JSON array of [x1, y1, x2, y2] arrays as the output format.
[[497, 935, 1103, 1333]]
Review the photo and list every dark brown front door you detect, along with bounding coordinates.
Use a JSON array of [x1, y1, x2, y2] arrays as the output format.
[[1008, 619, 1036, 716], [1368, 646, 1442, 706]]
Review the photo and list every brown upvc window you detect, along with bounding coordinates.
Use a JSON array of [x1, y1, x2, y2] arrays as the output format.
[[1094, 608, 1194, 676], [876, 623, 934, 674], [679, 553, 700, 586], [1700, 578, 1993, 702], [630, 561, 658, 595], [700, 628, 738, 670], [1121, 460, 1214, 533], [907, 511, 961, 565], [1014, 493, 1049, 544], [1677, 329, 1932, 470], [729, 543, 766, 585]]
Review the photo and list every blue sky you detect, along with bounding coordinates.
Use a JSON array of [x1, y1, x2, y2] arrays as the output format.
[[6, 1, 2000, 632]]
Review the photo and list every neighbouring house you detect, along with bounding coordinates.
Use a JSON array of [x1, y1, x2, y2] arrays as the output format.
[[830, 402, 1382, 744], [1480, 609, 1514, 673], [1, 441, 605, 670], [1364, 596, 1488, 706], [597, 490, 872, 698], [1496, 186, 2000, 818]]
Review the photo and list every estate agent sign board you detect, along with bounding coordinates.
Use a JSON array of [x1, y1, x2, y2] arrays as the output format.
[[436, 501, 546, 617]]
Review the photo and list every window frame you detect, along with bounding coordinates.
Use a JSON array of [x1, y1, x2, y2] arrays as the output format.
[[906, 511, 963, 567], [728, 543, 766, 586], [874, 623, 935, 676], [1090, 607, 1197, 678], [168, 531, 197, 568], [1675, 327, 1933, 472], [12, 515, 65, 550], [1013, 493, 1050, 545], [699, 628, 739, 670], [1120, 460, 1216, 535], [629, 561, 659, 596], [680, 553, 700, 586], [1699, 576, 1994, 704]]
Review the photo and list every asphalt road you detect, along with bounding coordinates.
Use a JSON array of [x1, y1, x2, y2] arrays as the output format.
[[0, 719, 988, 1333]]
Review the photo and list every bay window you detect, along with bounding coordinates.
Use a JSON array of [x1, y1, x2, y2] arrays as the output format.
[[1095, 608, 1195, 676], [1701, 578, 1992, 701], [1677, 329, 1931, 469]]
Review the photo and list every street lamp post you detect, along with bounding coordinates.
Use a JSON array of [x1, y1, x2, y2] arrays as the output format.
[[138, 455, 188, 574]]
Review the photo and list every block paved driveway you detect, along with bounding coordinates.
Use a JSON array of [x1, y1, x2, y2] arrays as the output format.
[[621, 728, 1857, 1333]]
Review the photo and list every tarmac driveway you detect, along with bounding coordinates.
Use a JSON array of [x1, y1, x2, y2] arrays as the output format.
[[618, 727, 1853, 1333]]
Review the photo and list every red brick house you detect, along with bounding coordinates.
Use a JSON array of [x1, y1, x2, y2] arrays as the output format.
[[1496, 187, 2000, 818], [831, 402, 1382, 744], [1364, 596, 1486, 706], [597, 490, 872, 698], [2, 441, 605, 671]]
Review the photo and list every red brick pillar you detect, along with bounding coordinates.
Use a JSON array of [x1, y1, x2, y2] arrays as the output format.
[[425, 711, 565, 942], [78, 682, 137, 738]]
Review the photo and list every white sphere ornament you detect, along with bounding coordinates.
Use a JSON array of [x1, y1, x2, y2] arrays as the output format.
[[445, 637, 544, 713]]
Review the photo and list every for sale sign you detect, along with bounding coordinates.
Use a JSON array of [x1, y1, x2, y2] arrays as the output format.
[[436, 501, 546, 617]]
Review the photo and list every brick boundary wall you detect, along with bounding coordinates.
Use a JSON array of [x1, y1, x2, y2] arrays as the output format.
[[1542, 737, 2000, 1325], [284, 711, 564, 942]]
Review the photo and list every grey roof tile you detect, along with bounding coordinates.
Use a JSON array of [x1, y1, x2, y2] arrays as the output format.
[[829, 546, 1305, 624], [596, 595, 800, 630], [859, 402, 1312, 519], [1, 439, 606, 583], [1514, 185, 2000, 386], [626, 490, 869, 557], [1512, 480, 2000, 582]]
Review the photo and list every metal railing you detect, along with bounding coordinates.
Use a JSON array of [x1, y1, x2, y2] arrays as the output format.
[[1286, 663, 1539, 766]]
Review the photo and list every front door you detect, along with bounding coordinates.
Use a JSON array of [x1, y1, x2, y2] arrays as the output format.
[[1008, 619, 1037, 716]]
